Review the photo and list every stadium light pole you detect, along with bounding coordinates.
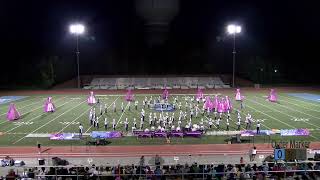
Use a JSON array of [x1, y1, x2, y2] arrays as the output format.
[[69, 24, 85, 88], [227, 24, 241, 88]]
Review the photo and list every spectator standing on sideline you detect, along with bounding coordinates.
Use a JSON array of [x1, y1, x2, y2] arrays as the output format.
[[139, 156, 145, 167], [155, 154, 161, 168], [250, 146, 257, 161], [37, 141, 41, 154], [79, 123, 83, 138]]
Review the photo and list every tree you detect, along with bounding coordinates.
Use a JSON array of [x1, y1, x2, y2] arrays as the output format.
[[38, 56, 57, 88]]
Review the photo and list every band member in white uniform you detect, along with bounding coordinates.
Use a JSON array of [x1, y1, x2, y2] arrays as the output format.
[[256, 121, 261, 134], [133, 118, 137, 128], [121, 102, 124, 112], [112, 118, 116, 130], [95, 117, 99, 129], [113, 102, 116, 112], [124, 118, 129, 131], [104, 117, 108, 130], [100, 104, 103, 115], [79, 123, 83, 137], [135, 100, 138, 110], [104, 103, 108, 113]]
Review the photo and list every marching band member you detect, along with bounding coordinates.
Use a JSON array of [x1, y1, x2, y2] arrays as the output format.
[[113, 102, 116, 112], [256, 121, 261, 134], [216, 118, 220, 129], [140, 117, 144, 129], [95, 116, 99, 129], [121, 102, 124, 112], [104, 117, 108, 130], [237, 120, 241, 130], [133, 118, 137, 128], [124, 118, 129, 131], [135, 100, 138, 110], [100, 104, 103, 115], [104, 103, 108, 113], [128, 101, 131, 111], [112, 118, 116, 130]]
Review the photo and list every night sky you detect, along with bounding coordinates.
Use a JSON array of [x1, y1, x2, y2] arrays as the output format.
[[1, 0, 320, 85]]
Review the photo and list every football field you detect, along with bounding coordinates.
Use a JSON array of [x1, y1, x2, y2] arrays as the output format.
[[0, 90, 319, 146]]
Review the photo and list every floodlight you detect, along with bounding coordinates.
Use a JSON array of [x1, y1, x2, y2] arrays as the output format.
[[227, 24, 241, 34], [69, 24, 85, 34]]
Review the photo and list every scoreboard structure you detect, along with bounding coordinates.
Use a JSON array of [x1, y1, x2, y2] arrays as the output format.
[[274, 148, 307, 161]]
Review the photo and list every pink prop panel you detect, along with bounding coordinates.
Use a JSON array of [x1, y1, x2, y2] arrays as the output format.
[[44, 97, 56, 112], [7, 103, 21, 121], [225, 96, 232, 111], [235, 88, 244, 101], [125, 89, 134, 101], [87, 91, 97, 105], [268, 89, 278, 102], [213, 95, 219, 110], [196, 88, 204, 99], [162, 88, 169, 99], [204, 96, 213, 111]]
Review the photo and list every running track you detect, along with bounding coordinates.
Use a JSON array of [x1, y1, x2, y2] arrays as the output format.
[[1, 143, 320, 158]]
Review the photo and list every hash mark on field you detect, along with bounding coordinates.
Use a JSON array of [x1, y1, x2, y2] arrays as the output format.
[[13, 99, 85, 144]]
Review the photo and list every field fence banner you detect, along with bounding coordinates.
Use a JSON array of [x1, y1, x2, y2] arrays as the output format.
[[90, 131, 122, 139], [280, 129, 310, 136]]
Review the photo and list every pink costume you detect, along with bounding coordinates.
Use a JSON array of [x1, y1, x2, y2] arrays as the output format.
[[235, 88, 244, 101], [204, 96, 213, 111], [6, 103, 21, 121], [196, 88, 204, 100], [44, 97, 55, 112], [87, 91, 97, 105], [162, 88, 169, 100], [217, 98, 226, 113], [213, 95, 219, 111], [125, 89, 134, 101], [268, 89, 278, 102], [225, 96, 232, 111]]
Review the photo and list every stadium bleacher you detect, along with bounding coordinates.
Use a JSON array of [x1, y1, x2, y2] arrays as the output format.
[[83, 76, 230, 90]]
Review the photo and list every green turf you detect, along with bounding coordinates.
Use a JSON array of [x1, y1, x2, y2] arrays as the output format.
[[0, 91, 319, 146]]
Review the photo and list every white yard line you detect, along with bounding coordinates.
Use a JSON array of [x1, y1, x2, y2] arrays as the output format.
[[5, 99, 74, 133], [13, 99, 86, 144], [278, 95, 320, 112], [83, 96, 120, 133], [0, 96, 67, 125], [279, 94, 320, 107], [255, 95, 320, 121], [247, 97, 320, 130]]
